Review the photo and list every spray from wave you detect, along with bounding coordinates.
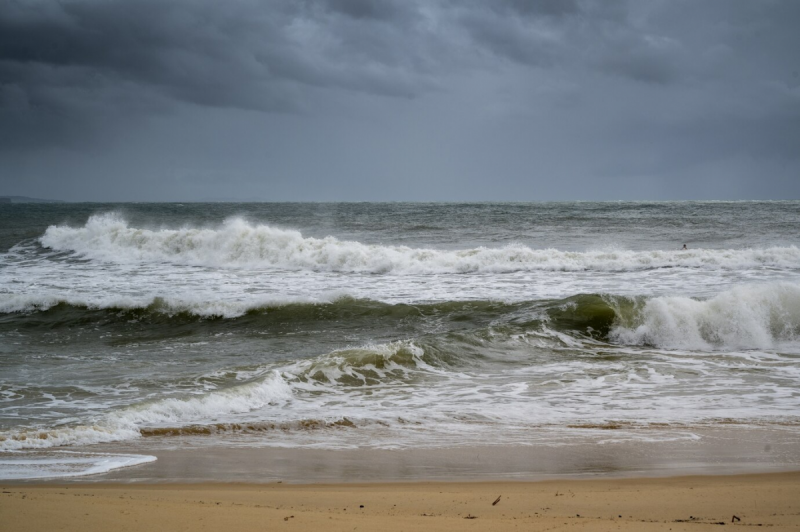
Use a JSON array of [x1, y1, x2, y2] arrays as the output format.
[[40, 213, 800, 273], [610, 282, 800, 351]]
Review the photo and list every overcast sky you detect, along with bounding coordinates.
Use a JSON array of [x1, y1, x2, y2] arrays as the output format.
[[1, 0, 798, 201]]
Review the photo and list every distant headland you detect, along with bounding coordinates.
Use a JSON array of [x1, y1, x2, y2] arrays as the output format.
[[0, 196, 65, 203]]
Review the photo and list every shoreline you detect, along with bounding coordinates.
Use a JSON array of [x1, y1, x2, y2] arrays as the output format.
[[4, 424, 798, 484], [4, 472, 800, 531]]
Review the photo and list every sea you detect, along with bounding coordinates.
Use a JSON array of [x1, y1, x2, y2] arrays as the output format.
[[1, 201, 799, 480]]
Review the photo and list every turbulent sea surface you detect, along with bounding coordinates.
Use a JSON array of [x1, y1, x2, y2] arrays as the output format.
[[1, 202, 800, 479]]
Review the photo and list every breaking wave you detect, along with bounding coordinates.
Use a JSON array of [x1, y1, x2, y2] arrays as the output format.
[[0, 371, 292, 451], [0, 291, 334, 318], [610, 282, 800, 350], [2, 285, 800, 454], [0, 340, 438, 452], [40, 213, 800, 273], [3, 284, 800, 352]]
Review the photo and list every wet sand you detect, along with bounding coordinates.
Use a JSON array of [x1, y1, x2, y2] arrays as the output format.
[[41, 424, 800, 483], [4, 428, 799, 530], [3, 472, 800, 531]]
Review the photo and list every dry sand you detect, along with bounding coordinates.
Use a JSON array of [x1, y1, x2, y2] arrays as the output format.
[[3, 472, 799, 531]]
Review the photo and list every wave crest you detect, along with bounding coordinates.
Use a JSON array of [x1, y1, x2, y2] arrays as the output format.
[[4, 285, 800, 353], [0, 371, 292, 451], [40, 213, 800, 273], [610, 282, 800, 350]]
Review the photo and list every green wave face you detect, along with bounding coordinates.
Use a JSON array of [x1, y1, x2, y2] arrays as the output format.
[[0, 295, 622, 342], [541, 294, 624, 339], [0, 294, 632, 397]]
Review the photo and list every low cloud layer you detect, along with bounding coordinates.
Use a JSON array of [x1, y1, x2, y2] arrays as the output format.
[[1, 0, 798, 200]]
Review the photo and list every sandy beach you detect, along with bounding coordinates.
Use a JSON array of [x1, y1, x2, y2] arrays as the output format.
[[3, 472, 799, 531]]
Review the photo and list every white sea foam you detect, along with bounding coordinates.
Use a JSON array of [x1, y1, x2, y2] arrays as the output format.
[[1, 334, 799, 453], [40, 213, 800, 273], [610, 282, 800, 350], [283, 340, 430, 386], [0, 292, 340, 317], [115, 370, 293, 426], [0, 425, 143, 451], [0, 451, 156, 480], [0, 371, 293, 451]]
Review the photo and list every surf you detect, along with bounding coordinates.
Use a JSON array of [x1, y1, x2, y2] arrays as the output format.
[[610, 282, 800, 351], [39, 213, 800, 273]]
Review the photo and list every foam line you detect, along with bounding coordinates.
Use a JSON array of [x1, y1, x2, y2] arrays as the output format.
[[40, 213, 800, 273]]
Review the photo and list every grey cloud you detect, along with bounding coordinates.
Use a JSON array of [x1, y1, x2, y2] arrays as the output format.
[[1, 0, 799, 201], [448, 1, 685, 85], [0, 1, 439, 113], [457, 10, 561, 67], [2, 1, 300, 110], [322, 0, 414, 21], [0, 0, 677, 124], [590, 33, 684, 85], [0, 0, 449, 150], [495, 0, 581, 18]]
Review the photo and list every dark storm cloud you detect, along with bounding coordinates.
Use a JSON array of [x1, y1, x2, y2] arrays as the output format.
[[1, 0, 798, 200], [0, 0, 414, 111], [3, 0, 454, 98], [0, 0, 439, 149], [0, 0, 681, 124], [2, 0, 791, 126], [323, 0, 412, 21], [493, 0, 581, 18]]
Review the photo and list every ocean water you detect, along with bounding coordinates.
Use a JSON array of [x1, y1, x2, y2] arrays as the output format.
[[1, 202, 799, 479]]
